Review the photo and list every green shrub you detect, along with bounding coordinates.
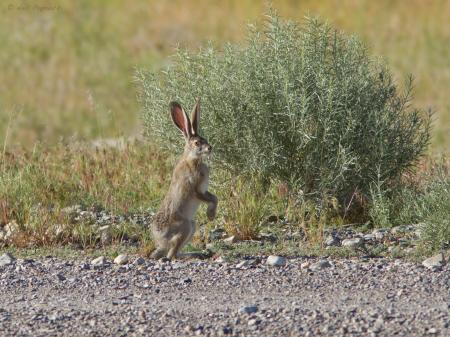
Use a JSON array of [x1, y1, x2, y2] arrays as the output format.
[[137, 13, 431, 200], [368, 158, 449, 252], [368, 178, 392, 228], [397, 161, 449, 252]]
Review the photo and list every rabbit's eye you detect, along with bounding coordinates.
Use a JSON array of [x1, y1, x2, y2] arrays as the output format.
[[193, 140, 199, 147]]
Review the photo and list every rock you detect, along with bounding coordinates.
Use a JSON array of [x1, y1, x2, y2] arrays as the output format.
[[97, 225, 112, 245], [371, 318, 384, 333], [1, 221, 19, 242], [427, 327, 438, 334], [342, 238, 364, 248], [257, 232, 277, 242], [248, 318, 260, 326], [97, 225, 110, 232], [209, 228, 225, 241], [373, 229, 388, 240], [214, 256, 226, 264], [201, 249, 214, 259], [100, 230, 112, 245], [55, 273, 66, 282], [222, 326, 233, 334], [391, 225, 411, 235], [114, 254, 129, 265], [363, 234, 375, 241], [325, 235, 340, 247], [223, 236, 236, 244], [238, 305, 258, 314], [422, 253, 445, 269], [133, 257, 145, 265], [310, 259, 332, 270], [79, 262, 90, 270], [0, 252, 15, 267], [300, 262, 311, 270], [266, 255, 286, 266], [182, 251, 211, 260], [91, 256, 107, 266], [236, 260, 256, 268], [171, 262, 184, 269]]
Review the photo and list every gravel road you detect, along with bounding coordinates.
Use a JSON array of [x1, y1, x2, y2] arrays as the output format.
[[0, 255, 448, 337]]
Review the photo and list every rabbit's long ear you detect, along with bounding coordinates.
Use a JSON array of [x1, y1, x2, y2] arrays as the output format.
[[190, 98, 200, 136], [170, 101, 192, 139]]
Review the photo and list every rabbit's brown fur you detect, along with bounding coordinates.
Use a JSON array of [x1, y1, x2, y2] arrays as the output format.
[[150, 100, 217, 260]]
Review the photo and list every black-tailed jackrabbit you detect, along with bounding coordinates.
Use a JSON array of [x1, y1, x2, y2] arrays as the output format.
[[151, 100, 218, 259]]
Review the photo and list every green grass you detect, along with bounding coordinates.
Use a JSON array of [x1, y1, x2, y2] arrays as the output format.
[[0, 234, 437, 263], [0, 245, 141, 260]]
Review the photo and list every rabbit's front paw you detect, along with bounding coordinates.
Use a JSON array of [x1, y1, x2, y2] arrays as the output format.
[[206, 204, 217, 221]]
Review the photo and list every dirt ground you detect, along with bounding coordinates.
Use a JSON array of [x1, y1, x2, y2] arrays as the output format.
[[0, 255, 448, 337]]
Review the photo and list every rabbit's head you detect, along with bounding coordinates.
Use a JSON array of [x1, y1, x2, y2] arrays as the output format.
[[170, 99, 212, 160]]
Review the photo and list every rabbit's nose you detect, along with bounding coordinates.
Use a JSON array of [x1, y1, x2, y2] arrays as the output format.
[[207, 145, 212, 152]]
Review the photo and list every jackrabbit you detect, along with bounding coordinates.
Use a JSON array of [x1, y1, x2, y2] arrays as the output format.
[[150, 99, 218, 260]]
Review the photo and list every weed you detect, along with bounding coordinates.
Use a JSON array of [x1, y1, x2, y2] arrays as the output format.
[[216, 175, 273, 240], [368, 157, 449, 253]]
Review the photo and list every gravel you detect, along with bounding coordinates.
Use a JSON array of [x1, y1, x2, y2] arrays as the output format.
[[1, 254, 448, 336]]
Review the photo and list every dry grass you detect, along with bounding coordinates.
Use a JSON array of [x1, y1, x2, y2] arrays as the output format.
[[0, 140, 171, 247], [0, 141, 448, 254], [1, 140, 171, 219], [0, 0, 448, 151]]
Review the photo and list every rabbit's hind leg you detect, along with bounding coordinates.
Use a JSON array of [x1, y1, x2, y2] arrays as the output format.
[[166, 221, 193, 260], [166, 234, 184, 260], [181, 220, 196, 250], [150, 247, 167, 259]]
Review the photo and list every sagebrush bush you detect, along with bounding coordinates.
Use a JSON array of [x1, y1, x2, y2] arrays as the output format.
[[137, 13, 431, 200]]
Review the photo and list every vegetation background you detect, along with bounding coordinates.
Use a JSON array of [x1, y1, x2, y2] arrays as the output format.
[[0, 0, 449, 151], [0, 0, 448, 256]]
